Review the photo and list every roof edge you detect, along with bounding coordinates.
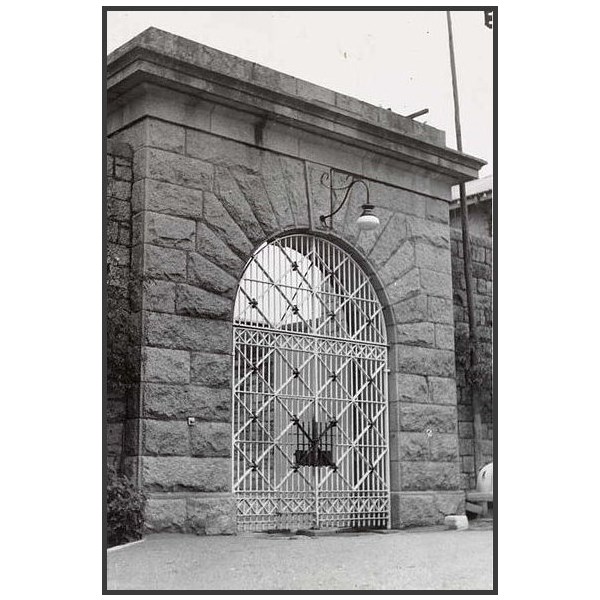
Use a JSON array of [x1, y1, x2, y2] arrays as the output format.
[[108, 27, 486, 181]]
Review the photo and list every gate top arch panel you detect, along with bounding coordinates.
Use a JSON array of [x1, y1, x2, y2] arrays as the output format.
[[233, 234, 387, 346]]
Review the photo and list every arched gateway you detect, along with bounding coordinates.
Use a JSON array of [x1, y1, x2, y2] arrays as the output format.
[[232, 233, 390, 531]]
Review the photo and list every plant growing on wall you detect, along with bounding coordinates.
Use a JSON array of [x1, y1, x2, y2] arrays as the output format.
[[107, 463, 146, 547], [455, 328, 493, 394], [455, 327, 493, 476]]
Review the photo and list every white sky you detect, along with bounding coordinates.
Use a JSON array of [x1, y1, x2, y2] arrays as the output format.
[[107, 9, 493, 177]]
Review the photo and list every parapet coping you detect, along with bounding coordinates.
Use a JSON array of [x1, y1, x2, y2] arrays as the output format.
[[107, 27, 486, 181]]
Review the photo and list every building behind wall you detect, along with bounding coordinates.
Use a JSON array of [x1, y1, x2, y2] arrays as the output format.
[[450, 177, 494, 490], [450, 175, 493, 238], [105, 28, 486, 534]]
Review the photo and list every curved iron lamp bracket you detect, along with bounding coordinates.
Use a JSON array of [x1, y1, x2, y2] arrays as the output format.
[[319, 172, 371, 229]]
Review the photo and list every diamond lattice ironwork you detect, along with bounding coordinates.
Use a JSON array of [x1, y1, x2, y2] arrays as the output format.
[[232, 234, 390, 531]]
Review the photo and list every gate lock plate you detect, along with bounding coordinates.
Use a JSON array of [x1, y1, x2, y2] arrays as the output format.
[[292, 416, 337, 468]]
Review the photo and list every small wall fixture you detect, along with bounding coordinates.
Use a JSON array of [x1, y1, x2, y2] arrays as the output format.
[[319, 172, 380, 231]]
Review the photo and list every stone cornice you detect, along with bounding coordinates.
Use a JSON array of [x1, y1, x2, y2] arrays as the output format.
[[107, 28, 485, 183]]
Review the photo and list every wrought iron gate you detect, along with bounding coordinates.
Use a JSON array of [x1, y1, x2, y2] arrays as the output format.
[[232, 234, 389, 531]]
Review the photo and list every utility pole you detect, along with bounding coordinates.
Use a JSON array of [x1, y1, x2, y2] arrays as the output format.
[[446, 10, 484, 476]]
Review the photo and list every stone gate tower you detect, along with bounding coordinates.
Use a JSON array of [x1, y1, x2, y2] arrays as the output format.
[[106, 28, 485, 534]]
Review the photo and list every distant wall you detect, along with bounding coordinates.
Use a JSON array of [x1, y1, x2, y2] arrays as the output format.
[[106, 140, 134, 469], [450, 228, 493, 490], [450, 202, 492, 238], [450, 200, 492, 237]]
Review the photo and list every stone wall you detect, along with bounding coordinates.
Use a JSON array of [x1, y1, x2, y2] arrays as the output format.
[[106, 140, 134, 469], [450, 228, 493, 490], [109, 113, 466, 532], [450, 202, 492, 238], [106, 28, 486, 533]]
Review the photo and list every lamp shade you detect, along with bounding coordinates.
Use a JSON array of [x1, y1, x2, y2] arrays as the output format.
[[356, 204, 380, 231]]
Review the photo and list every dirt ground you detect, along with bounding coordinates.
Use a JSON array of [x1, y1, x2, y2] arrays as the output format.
[[106, 524, 494, 591]]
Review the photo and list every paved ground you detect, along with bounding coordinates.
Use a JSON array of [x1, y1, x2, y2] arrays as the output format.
[[107, 523, 493, 591]]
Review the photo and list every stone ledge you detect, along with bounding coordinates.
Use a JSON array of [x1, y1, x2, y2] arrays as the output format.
[[107, 28, 485, 183], [108, 28, 442, 143]]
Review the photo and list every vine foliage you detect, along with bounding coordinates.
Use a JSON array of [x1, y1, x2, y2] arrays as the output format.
[[455, 327, 493, 395], [107, 463, 146, 548]]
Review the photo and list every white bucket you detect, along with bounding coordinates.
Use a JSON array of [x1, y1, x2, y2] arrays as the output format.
[[476, 462, 493, 493]]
